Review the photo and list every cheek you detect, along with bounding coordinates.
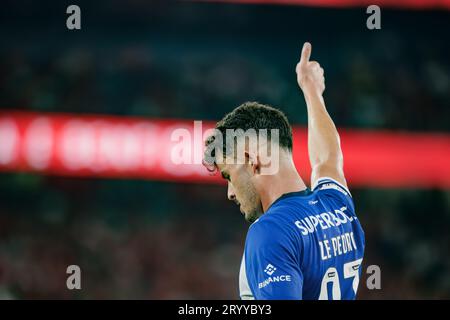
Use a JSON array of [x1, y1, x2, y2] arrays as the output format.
[[237, 178, 255, 200], [231, 168, 254, 199], [230, 178, 245, 199]]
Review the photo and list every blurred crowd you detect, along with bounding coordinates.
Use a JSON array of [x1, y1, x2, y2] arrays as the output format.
[[0, 175, 449, 299], [0, 175, 246, 299], [1, 36, 449, 132], [1, 2, 449, 131], [0, 1, 449, 299]]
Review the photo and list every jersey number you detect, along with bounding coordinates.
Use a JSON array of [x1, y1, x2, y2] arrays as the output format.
[[318, 259, 363, 300]]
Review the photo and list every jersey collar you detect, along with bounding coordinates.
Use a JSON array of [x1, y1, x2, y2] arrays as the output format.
[[267, 188, 312, 211]]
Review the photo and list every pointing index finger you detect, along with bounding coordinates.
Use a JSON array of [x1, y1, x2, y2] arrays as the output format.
[[300, 42, 312, 65]]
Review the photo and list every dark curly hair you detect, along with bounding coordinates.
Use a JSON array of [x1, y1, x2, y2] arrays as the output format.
[[203, 101, 293, 173]]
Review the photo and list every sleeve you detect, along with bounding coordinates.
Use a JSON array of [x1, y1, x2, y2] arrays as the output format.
[[312, 176, 355, 213], [244, 218, 303, 300]]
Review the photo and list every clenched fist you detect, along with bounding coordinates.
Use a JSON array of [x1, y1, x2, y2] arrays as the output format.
[[296, 42, 325, 96]]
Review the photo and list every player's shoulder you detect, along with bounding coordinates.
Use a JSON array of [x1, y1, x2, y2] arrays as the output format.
[[249, 213, 281, 235], [247, 188, 317, 238], [312, 177, 356, 217], [246, 211, 295, 246]]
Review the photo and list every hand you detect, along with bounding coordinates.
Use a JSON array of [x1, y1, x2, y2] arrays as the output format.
[[296, 42, 325, 96]]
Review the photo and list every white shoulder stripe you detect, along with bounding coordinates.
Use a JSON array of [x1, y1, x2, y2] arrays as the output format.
[[313, 177, 352, 197], [239, 253, 255, 300]]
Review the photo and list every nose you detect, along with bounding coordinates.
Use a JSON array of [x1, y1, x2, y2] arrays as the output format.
[[227, 182, 236, 202]]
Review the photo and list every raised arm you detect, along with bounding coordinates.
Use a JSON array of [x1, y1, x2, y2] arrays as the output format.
[[295, 42, 348, 190]]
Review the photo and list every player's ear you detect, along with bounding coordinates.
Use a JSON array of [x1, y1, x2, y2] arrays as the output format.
[[245, 151, 260, 175]]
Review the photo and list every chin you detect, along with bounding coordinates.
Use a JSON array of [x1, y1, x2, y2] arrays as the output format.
[[244, 210, 259, 223]]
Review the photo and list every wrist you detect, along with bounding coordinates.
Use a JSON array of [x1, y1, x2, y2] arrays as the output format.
[[302, 87, 324, 103]]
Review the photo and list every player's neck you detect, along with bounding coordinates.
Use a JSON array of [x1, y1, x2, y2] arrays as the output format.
[[258, 161, 307, 213]]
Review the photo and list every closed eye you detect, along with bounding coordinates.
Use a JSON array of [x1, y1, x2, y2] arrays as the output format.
[[221, 171, 230, 181]]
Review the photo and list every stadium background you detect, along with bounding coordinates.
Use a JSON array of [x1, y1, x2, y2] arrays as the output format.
[[0, 0, 449, 299]]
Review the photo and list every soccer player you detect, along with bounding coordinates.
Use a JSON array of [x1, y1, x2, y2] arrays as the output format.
[[203, 42, 365, 300]]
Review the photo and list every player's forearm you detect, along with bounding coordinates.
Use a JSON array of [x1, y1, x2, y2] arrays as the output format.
[[304, 89, 343, 169]]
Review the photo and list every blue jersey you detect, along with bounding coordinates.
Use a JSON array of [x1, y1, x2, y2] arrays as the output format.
[[239, 177, 365, 300]]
